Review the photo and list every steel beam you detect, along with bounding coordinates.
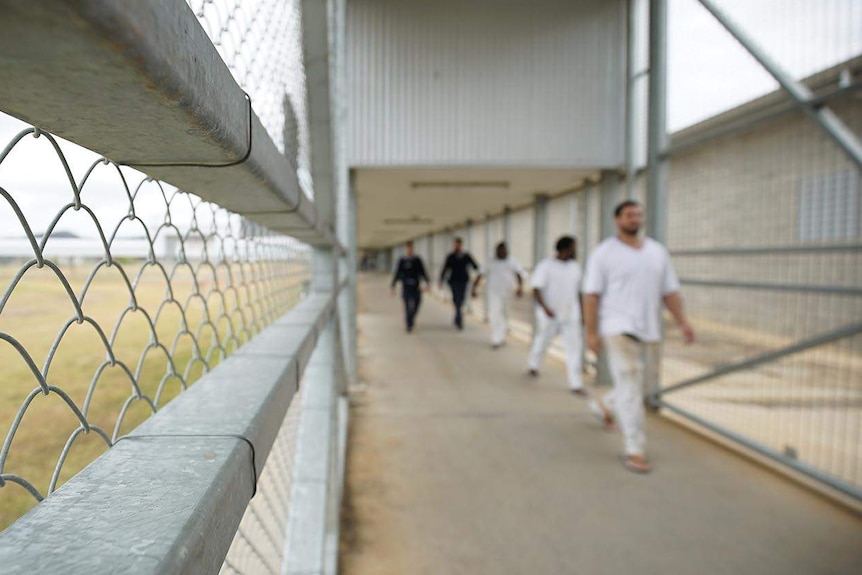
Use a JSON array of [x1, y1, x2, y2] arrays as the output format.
[[697, 0, 862, 169], [0, 0, 336, 245], [671, 244, 862, 257], [657, 321, 862, 397], [655, 400, 862, 501], [503, 206, 512, 246], [302, 0, 337, 226], [0, 290, 344, 572], [533, 195, 550, 264], [646, 0, 669, 243], [679, 278, 862, 296], [624, 0, 639, 199], [600, 170, 624, 238]]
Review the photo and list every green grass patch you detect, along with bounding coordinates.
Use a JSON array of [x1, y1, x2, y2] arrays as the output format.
[[0, 261, 307, 530]]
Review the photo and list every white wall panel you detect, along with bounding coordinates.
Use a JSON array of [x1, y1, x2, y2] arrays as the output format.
[[347, 0, 626, 167]]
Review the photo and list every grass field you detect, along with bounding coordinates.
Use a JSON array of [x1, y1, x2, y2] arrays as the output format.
[[0, 260, 308, 530]]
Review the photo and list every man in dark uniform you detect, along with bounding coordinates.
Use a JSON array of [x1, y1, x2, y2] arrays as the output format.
[[439, 237, 479, 330], [390, 240, 430, 332]]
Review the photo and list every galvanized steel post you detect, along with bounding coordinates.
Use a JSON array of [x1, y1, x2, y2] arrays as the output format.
[[646, 0, 668, 243], [534, 194, 550, 264], [600, 170, 624, 239], [624, 0, 639, 200], [697, 0, 862, 170], [503, 205, 512, 246], [533, 195, 550, 336]]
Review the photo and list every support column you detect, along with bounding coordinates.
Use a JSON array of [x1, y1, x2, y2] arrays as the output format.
[[484, 214, 493, 261], [503, 206, 512, 246], [483, 214, 492, 322], [624, 0, 640, 200], [428, 233, 435, 279], [645, 0, 669, 398], [336, 168, 357, 386], [582, 179, 595, 254], [570, 191, 582, 262], [646, 0, 669, 243], [532, 195, 550, 335], [534, 194, 550, 264], [600, 170, 624, 239], [465, 219, 474, 312]]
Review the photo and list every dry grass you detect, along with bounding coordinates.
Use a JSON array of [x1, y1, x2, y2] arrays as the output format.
[[0, 261, 307, 530]]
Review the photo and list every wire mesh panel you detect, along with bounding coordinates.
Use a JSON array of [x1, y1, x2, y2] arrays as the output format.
[[221, 390, 304, 575], [0, 115, 312, 530], [186, 0, 313, 197], [659, 0, 862, 496]]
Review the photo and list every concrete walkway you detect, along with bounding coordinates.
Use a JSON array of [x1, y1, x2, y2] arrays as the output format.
[[340, 274, 862, 575]]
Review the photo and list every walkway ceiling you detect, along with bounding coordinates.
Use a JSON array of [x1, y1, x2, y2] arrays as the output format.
[[355, 167, 597, 248]]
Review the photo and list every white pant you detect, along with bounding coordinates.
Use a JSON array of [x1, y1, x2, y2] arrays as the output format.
[[527, 309, 583, 390], [599, 335, 661, 456], [487, 292, 509, 345]]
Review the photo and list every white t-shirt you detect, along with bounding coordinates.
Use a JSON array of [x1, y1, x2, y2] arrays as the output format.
[[583, 236, 680, 342], [530, 257, 582, 322], [481, 257, 525, 297]]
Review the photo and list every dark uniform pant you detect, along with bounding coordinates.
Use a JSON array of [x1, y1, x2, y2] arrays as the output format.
[[402, 286, 422, 330], [449, 280, 468, 328]]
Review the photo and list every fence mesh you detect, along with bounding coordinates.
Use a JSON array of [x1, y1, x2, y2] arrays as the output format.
[[408, 0, 862, 496], [0, 114, 312, 530], [187, 0, 313, 197], [658, 0, 862, 493], [221, 389, 305, 575]]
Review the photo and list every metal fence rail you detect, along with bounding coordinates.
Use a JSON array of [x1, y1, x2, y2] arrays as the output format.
[[0, 0, 353, 571], [390, 1, 862, 504], [0, 0, 333, 244], [187, 0, 313, 195], [0, 289, 343, 572], [0, 117, 312, 529], [222, 390, 304, 574]]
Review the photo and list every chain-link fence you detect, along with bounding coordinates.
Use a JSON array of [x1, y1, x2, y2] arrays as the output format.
[[0, 114, 312, 530], [402, 0, 862, 501], [187, 0, 314, 197], [222, 390, 305, 574], [656, 0, 862, 497]]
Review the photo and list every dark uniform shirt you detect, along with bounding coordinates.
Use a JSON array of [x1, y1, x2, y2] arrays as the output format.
[[440, 252, 479, 284], [391, 256, 429, 289]]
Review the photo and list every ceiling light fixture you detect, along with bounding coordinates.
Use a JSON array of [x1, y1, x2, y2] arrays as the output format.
[[411, 181, 510, 191], [383, 215, 434, 225]]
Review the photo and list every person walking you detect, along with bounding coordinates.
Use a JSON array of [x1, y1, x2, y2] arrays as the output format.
[[390, 240, 430, 332], [583, 200, 695, 474], [471, 242, 525, 349], [526, 236, 587, 396], [439, 237, 479, 330]]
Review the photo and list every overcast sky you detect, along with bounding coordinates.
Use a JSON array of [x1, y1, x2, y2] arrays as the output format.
[[668, 0, 861, 130], [0, 0, 859, 240]]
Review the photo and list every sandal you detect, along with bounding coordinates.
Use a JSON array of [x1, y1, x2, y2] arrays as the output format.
[[620, 454, 651, 474], [588, 399, 617, 431]]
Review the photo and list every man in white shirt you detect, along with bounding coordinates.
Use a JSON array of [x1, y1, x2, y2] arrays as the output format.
[[526, 236, 586, 396], [583, 200, 695, 474], [471, 242, 525, 349]]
